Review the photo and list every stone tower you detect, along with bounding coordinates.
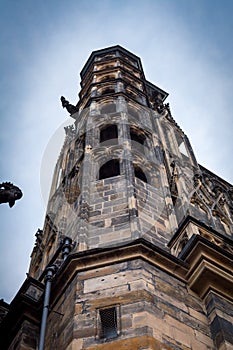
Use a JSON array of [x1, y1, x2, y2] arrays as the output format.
[[1, 45, 233, 350]]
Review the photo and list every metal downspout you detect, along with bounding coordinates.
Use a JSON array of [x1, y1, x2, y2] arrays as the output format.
[[38, 237, 73, 350], [62, 237, 73, 261], [38, 265, 57, 350]]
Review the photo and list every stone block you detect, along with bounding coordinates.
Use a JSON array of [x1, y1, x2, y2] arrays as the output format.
[[65, 338, 83, 350], [111, 214, 129, 226], [194, 329, 214, 347], [165, 315, 194, 336], [171, 326, 192, 347], [89, 210, 102, 217], [188, 307, 208, 324]]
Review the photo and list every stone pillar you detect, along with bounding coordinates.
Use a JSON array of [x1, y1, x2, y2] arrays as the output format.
[[205, 291, 233, 350]]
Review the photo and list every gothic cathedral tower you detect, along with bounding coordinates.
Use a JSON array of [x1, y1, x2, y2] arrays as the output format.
[[1, 46, 233, 350]]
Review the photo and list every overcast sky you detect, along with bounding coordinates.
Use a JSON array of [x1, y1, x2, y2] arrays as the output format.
[[0, 0, 233, 303]]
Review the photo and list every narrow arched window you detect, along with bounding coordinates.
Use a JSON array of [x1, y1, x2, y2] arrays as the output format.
[[134, 165, 147, 183], [100, 125, 118, 144], [99, 159, 120, 180], [130, 128, 145, 145]]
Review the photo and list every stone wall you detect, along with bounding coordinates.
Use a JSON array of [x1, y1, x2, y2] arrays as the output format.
[[46, 259, 216, 350], [88, 176, 130, 248], [8, 320, 39, 350]]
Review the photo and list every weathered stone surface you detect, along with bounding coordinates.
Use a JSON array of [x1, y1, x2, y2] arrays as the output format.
[[84, 335, 190, 350], [4, 46, 232, 350]]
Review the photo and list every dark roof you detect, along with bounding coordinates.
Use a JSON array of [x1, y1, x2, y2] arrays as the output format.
[[80, 45, 144, 79]]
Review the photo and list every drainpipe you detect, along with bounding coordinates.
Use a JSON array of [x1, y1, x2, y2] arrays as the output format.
[[62, 237, 73, 261], [38, 264, 57, 350], [38, 237, 73, 349]]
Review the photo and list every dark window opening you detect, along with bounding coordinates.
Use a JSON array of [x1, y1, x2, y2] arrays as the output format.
[[99, 307, 118, 339], [130, 128, 146, 145], [101, 103, 116, 114], [101, 87, 115, 95], [134, 166, 147, 183], [99, 75, 115, 82], [99, 159, 120, 180], [100, 125, 118, 144]]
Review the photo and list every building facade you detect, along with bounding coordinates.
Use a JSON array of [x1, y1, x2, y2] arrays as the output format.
[[1, 45, 233, 350]]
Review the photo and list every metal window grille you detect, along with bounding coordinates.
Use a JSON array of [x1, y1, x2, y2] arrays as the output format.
[[99, 307, 118, 339]]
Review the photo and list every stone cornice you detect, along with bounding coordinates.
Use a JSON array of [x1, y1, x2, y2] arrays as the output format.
[[1, 236, 233, 348], [50, 238, 188, 305], [179, 235, 233, 302], [50, 236, 233, 307]]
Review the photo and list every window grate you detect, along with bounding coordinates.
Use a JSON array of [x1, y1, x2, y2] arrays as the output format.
[[99, 307, 118, 339]]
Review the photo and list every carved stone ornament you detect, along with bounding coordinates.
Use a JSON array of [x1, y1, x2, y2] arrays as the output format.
[[64, 125, 75, 142], [150, 92, 175, 123], [60, 96, 78, 115], [64, 125, 75, 136], [151, 92, 164, 113], [190, 171, 233, 232], [0, 182, 23, 207]]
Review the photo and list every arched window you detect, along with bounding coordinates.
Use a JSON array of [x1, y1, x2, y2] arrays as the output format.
[[130, 128, 146, 145], [99, 159, 120, 180], [100, 125, 118, 144], [134, 165, 147, 183]]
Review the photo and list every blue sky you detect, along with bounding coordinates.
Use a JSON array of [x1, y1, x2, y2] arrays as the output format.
[[0, 0, 233, 303]]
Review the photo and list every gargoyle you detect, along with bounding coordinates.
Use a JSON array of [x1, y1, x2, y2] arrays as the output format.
[[151, 92, 164, 113], [0, 182, 23, 207], [150, 93, 173, 120], [60, 96, 78, 115]]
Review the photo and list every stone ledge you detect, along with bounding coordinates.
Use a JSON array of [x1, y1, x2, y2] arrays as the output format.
[[182, 238, 233, 302], [83, 335, 175, 350], [51, 238, 188, 306]]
